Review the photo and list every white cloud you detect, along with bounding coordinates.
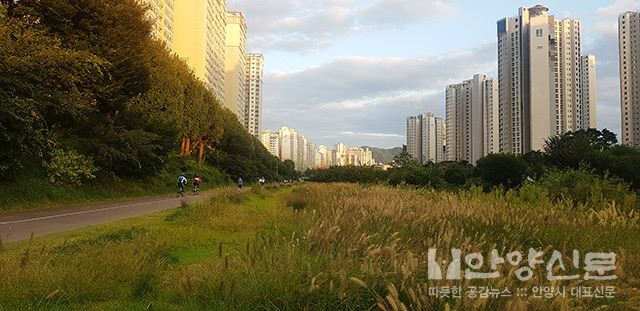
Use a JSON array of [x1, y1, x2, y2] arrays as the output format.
[[340, 131, 405, 139], [228, 0, 456, 52], [359, 0, 456, 26], [261, 43, 496, 147], [596, 0, 640, 18]]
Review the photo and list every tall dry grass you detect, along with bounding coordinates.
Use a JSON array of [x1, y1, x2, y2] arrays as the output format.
[[0, 184, 637, 310], [288, 183, 639, 310]]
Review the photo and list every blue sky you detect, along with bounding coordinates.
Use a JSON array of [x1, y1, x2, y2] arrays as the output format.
[[229, 0, 640, 148]]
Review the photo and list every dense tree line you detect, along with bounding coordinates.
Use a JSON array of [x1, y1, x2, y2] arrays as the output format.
[[0, 0, 296, 186], [308, 129, 640, 193]]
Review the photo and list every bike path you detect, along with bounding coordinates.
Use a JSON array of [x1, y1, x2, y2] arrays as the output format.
[[0, 193, 208, 243]]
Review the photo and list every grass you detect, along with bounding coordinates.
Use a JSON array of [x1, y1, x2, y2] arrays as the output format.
[[0, 183, 638, 310], [0, 170, 229, 213]]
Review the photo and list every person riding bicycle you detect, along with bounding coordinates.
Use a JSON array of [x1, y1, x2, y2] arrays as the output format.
[[237, 177, 244, 189], [177, 173, 188, 194], [193, 174, 202, 192]]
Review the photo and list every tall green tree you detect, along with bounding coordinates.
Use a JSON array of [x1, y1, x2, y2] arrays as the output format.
[[0, 6, 105, 178], [544, 129, 617, 168]]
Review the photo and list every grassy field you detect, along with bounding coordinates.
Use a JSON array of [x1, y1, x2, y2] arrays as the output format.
[[0, 184, 638, 310]]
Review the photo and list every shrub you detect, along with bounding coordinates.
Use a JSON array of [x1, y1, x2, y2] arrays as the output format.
[[475, 153, 527, 189], [43, 149, 98, 186], [535, 168, 637, 211]]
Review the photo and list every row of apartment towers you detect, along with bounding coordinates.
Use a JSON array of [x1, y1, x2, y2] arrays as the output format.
[[408, 5, 605, 165], [261, 127, 375, 171], [141, 0, 264, 136]]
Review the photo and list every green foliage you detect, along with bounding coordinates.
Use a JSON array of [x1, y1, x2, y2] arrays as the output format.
[[307, 166, 388, 183], [521, 151, 550, 180], [475, 153, 527, 189], [0, 1, 293, 198], [391, 150, 418, 168], [388, 164, 446, 188], [543, 129, 640, 189], [43, 149, 98, 186], [535, 168, 637, 211], [0, 5, 105, 179], [442, 161, 474, 186], [545, 129, 617, 168]]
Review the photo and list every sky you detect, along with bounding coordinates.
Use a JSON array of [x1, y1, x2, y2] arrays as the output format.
[[228, 0, 640, 148]]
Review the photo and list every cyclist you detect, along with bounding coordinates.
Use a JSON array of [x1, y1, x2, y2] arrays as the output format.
[[177, 173, 188, 197], [237, 177, 244, 189], [193, 174, 202, 194]]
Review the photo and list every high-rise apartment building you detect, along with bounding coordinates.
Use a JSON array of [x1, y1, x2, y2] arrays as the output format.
[[224, 12, 247, 121], [260, 130, 279, 157], [297, 134, 309, 171], [139, 0, 175, 51], [406, 113, 444, 164], [497, 5, 596, 154], [278, 127, 298, 165], [620, 11, 640, 146], [260, 127, 316, 171], [245, 53, 264, 136], [445, 74, 499, 164], [173, 0, 226, 101], [581, 55, 597, 129], [334, 144, 374, 166], [316, 145, 334, 169]]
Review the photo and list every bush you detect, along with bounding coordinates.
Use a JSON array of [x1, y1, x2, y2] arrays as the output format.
[[43, 149, 98, 186], [307, 166, 388, 184], [475, 154, 527, 189], [442, 162, 474, 186], [533, 168, 637, 211], [387, 164, 445, 188]]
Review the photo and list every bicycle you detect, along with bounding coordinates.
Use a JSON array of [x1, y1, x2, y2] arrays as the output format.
[[177, 184, 186, 198], [192, 184, 200, 196]]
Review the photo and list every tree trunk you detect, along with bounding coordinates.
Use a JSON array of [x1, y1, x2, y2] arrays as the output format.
[[181, 137, 186, 156], [185, 137, 191, 156], [198, 139, 206, 162]]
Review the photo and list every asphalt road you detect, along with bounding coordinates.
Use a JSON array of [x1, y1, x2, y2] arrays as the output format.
[[0, 193, 207, 243]]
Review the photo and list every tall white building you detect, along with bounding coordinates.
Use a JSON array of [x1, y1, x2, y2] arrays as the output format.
[[173, 0, 226, 101], [445, 74, 499, 164], [260, 127, 316, 171], [334, 144, 374, 166], [581, 55, 597, 130], [316, 145, 334, 168], [139, 0, 175, 51], [497, 5, 596, 154], [245, 53, 264, 136], [260, 130, 279, 157], [620, 11, 640, 147], [406, 113, 445, 164], [224, 12, 247, 121]]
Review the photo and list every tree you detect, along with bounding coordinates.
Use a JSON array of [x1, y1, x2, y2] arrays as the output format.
[[442, 162, 474, 186], [392, 151, 418, 168], [475, 154, 527, 189], [0, 6, 106, 179], [544, 129, 617, 168]]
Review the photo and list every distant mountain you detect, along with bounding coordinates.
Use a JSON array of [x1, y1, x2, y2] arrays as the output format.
[[362, 146, 403, 164]]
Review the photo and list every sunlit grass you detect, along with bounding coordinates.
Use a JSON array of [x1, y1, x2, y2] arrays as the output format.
[[0, 183, 638, 310]]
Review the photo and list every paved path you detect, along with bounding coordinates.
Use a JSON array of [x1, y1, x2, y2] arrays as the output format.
[[0, 194, 208, 243]]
